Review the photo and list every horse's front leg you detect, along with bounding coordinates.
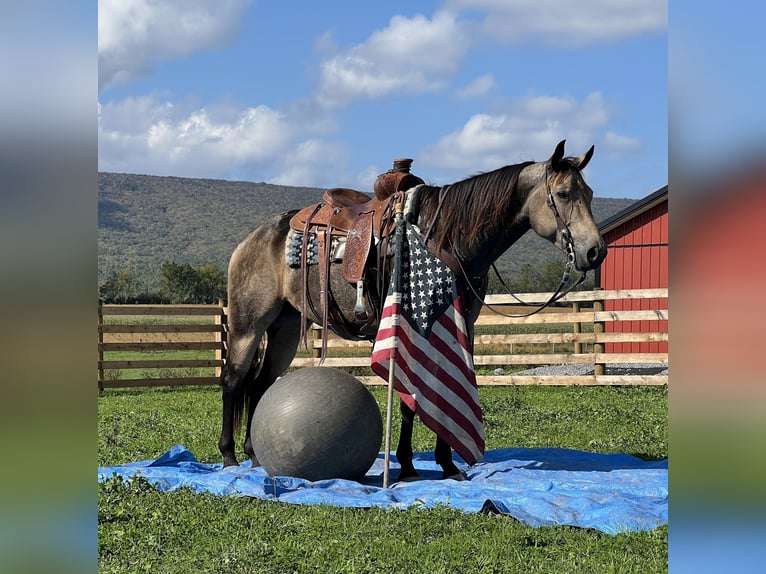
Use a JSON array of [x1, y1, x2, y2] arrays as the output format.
[[434, 437, 466, 480], [395, 399, 418, 481]]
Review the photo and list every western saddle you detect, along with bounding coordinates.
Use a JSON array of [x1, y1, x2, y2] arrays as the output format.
[[288, 159, 424, 359]]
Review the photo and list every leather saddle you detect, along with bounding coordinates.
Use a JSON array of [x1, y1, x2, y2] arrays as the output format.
[[287, 159, 424, 358]]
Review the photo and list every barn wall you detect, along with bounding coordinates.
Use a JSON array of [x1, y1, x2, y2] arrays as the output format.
[[601, 200, 668, 353]]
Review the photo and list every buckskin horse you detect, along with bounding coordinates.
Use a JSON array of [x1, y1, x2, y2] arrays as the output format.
[[218, 140, 607, 481]]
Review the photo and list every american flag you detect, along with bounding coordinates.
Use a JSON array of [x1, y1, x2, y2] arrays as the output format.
[[371, 220, 485, 466]]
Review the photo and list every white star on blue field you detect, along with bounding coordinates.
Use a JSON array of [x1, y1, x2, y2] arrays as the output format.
[[400, 225, 457, 336]]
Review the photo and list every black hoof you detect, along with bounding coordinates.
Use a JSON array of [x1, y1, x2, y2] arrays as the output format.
[[222, 455, 239, 467], [443, 471, 468, 481], [396, 470, 419, 483], [396, 474, 420, 483]]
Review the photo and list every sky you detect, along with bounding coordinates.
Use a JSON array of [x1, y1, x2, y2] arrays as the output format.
[[98, 0, 668, 200]]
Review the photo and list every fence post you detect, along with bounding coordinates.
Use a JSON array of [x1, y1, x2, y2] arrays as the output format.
[[593, 289, 605, 376], [572, 301, 582, 354], [312, 325, 321, 362], [216, 299, 227, 378], [98, 300, 104, 391]]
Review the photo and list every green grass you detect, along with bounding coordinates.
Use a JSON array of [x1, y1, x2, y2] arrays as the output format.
[[98, 384, 667, 573]]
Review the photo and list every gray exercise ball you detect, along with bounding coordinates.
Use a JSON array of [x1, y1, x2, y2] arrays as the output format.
[[250, 367, 383, 481]]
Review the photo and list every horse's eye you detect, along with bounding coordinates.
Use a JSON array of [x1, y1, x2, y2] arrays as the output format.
[[557, 191, 571, 201]]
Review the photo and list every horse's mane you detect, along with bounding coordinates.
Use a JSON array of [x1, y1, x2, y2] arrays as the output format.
[[417, 161, 534, 252]]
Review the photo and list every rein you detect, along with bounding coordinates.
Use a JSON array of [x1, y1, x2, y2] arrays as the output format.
[[456, 247, 585, 319], [438, 163, 586, 318]]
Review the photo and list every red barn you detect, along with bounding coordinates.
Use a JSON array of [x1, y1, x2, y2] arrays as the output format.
[[596, 186, 668, 353]]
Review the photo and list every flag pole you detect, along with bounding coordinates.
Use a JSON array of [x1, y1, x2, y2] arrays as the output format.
[[383, 198, 405, 489], [382, 351, 396, 489]]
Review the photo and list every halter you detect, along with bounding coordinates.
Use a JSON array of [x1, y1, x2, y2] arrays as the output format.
[[456, 163, 586, 319]]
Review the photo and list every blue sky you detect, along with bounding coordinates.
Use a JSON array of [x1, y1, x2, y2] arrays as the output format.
[[98, 0, 668, 199]]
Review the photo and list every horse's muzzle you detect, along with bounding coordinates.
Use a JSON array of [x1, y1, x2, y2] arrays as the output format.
[[576, 240, 607, 271]]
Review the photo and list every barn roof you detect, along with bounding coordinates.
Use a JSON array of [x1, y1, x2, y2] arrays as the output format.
[[598, 185, 668, 235]]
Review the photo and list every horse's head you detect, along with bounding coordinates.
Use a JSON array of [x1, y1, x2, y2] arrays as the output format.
[[525, 140, 607, 271]]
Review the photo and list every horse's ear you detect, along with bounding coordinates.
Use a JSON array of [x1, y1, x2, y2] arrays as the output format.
[[573, 145, 595, 171], [549, 140, 566, 167]]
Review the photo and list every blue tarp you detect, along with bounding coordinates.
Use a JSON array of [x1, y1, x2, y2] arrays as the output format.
[[98, 444, 667, 535]]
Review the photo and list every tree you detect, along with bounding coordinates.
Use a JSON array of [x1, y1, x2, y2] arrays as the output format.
[[540, 260, 568, 292], [540, 260, 595, 291], [159, 261, 226, 303], [488, 260, 595, 295], [159, 262, 197, 303], [99, 268, 140, 302], [511, 263, 542, 293], [194, 262, 227, 303]]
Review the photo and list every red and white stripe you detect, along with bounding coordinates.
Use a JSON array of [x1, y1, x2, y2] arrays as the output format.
[[371, 289, 485, 465]]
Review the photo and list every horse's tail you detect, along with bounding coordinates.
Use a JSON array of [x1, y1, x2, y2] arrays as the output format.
[[231, 372, 245, 436]]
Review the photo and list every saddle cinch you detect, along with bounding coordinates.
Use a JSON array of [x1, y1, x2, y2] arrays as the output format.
[[288, 159, 424, 358]]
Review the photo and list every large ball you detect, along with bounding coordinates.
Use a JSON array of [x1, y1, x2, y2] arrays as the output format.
[[251, 367, 383, 481]]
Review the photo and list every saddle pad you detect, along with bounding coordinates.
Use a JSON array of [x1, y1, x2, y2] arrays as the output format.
[[285, 230, 345, 268]]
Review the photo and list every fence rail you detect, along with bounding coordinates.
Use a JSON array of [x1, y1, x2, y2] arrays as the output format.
[[98, 302, 226, 390], [98, 288, 668, 389]]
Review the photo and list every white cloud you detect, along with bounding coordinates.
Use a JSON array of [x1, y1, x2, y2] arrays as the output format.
[[98, 0, 253, 91], [444, 0, 666, 46], [99, 95, 294, 178], [454, 74, 495, 99], [271, 145, 388, 190], [352, 165, 386, 192], [98, 94, 356, 186], [518, 94, 576, 117], [313, 1, 665, 108], [269, 139, 348, 188], [420, 91, 618, 173], [603, 131, 643, 158], [316, 11, 469, 107]]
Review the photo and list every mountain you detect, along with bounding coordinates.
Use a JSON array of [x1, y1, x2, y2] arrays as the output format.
[[98, 172, 635, 291]]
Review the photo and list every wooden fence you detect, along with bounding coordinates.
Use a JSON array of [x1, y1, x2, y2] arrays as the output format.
[[98, 288, 668, 390]]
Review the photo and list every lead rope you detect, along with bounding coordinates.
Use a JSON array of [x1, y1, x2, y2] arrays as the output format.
[[457, 244, 585, 319]]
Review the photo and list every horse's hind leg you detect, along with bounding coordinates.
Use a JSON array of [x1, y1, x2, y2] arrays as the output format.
[[242, 305, 304, 465], [219, 328, 263, 467], [435, 437, 464, 480], [395, 400, 419, 481], [396, 401, 464, 481]]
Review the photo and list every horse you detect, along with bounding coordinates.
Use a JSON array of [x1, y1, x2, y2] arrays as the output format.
[[218, 140, 607, 481]]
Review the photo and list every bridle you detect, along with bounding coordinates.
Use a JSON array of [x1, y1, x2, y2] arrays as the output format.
[[544, 164, 579, 287], [455, 163, 586, 318]]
